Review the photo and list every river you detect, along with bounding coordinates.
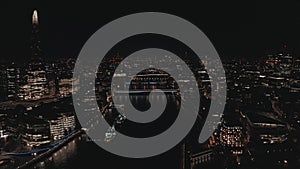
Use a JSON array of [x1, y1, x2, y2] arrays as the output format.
[[31, 134, 182, 169]]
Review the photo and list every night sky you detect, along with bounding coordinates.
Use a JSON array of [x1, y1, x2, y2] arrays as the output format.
[[1, 1, 300, 63]]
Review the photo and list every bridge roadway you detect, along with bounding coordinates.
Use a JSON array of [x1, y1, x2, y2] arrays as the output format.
[[0, 130, 82, 169], [1, 130, 77, 157]]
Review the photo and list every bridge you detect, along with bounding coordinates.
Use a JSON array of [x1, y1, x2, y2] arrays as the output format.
[[0, 130, 77, 157], [190, 149, 214, 167], [114, 89, 179, 94]]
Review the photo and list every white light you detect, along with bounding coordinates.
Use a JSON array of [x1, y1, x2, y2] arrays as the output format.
[[32, 10, 38, 24]]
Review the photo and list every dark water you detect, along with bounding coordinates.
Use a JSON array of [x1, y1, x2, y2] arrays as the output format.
[[32, 134, 181, 169]]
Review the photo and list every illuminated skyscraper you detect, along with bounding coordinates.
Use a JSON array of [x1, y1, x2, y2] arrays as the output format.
[[32, 10, 38, 25], [18, 10, 48, 100], [6, 63, 20, 100], [30, 9, 43, 63], [0, 65, 7, 101]]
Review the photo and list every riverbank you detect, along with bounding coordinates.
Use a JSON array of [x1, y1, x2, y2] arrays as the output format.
[[16, 129, 83, 169]]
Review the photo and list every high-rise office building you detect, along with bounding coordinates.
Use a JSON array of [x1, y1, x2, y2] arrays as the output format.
[[20, 116, 51, 147], [6, 63, 20, 100], [30, 10, 43, 63], [19, 10, 48, 100], [0, 65, 8, 101]]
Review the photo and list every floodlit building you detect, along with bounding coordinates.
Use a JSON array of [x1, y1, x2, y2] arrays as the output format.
[[20, 116, 51, 147], [59, 78, 73, 97]]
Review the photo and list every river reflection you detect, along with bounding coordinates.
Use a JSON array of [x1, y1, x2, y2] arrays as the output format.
[[33, 136, 80, 169]]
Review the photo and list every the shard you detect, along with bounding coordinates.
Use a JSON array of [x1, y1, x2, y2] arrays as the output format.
[[32, 10, 38, 25], [30, 9, 42, 63]]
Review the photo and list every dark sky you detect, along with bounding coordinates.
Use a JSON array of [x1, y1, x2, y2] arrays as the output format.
[[1, 1, 300, 63]]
